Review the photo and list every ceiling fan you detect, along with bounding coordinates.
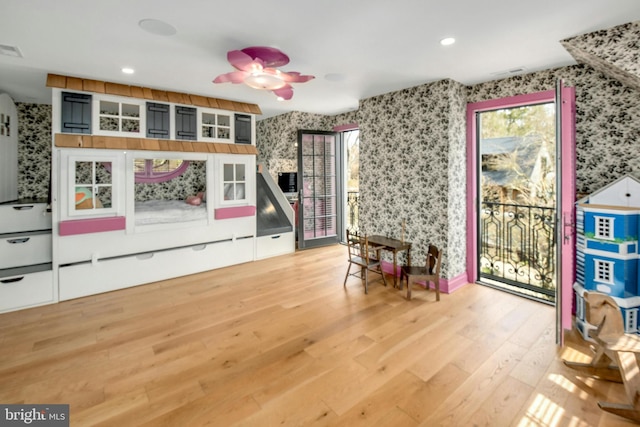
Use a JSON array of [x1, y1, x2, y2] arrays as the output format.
[[213, 46, 314, 101]]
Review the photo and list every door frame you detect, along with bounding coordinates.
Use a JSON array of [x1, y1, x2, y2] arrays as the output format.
[[466, 88, 576, 333], [296, 130, 342, 249]]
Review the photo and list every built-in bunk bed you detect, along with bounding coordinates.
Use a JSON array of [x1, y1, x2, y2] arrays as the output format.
[[48, 74, 294, 302]]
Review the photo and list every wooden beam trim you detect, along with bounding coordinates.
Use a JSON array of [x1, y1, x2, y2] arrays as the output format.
[[47, 74, 262, 114], [54, 134, 256, 155]]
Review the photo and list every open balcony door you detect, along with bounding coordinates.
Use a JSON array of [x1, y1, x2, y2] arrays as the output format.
[[556, 81, 576, 345], [297, 130, 342, 249], [466, 84, 576, 346]]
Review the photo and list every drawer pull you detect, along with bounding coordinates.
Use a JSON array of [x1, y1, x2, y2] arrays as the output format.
[[7, 238, 30, 244], [1, 276, 24, 284], [12, 205, 34, 211], [136, 253, 154, 260], [192, 244, 207, 251], [271, 235, 281, 239]]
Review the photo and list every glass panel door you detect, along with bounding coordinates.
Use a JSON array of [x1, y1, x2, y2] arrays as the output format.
[[297, 130, 341, 249]]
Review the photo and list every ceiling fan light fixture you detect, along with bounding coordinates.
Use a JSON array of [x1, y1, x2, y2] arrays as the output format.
[[213, 46, 314, 100]]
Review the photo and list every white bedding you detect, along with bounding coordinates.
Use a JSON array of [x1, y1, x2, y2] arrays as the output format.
[[135, 200, 207, 226]]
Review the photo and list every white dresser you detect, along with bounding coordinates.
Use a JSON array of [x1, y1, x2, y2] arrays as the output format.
[[0, 201, 54, 312]]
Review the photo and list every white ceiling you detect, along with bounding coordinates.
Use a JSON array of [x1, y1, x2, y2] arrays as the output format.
[[1, 0, 639, 119]]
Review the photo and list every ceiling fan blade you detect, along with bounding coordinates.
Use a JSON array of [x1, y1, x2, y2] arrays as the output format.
[[227, 50, 264, 72], [272, 84, 293, 100], [241, 46, 290, 68], [280, 71, 315, 83], [213, 70, 247, 84]]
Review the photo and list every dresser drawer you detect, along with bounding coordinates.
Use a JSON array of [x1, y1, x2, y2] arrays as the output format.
[[0, 231, 52, 269], [0, 265, 54, 313], [0, 203, 51, 233]]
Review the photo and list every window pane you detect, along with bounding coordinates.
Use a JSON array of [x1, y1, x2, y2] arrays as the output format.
[[121, 103, 139, 118], [218, 115, 230, 127], [96, 187, 112, 208], [99, 101, 118, 116], [224, 164, 234, 181], [236, 164, 245, 181], [235, 183, 245, 200], [75, 162, 92, 184], [224, 183, 234, 200], [95, 162, 111, 184]]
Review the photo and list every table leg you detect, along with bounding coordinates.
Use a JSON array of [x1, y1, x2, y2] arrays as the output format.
[[393, 251, 398, 288]]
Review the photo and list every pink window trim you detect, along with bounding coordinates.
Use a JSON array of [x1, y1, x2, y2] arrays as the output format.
[[214, 205, 256, 220], [60, 216, 126, 236], [466, 90, 555, 284], [333, 123, 359, 132]]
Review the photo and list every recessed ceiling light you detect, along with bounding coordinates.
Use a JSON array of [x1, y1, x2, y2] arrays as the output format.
[[138, 19, 177, 36], [121, 67, 135, 74], [440, 37, 456, 46]]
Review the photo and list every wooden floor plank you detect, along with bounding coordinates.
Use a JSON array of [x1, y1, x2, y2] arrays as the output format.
[[0, 244, 632, 426]]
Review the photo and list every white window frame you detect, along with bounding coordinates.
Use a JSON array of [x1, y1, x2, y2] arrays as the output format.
[[594, 215, 614, 241], [626, 308, 638, 333], [92, 94, 146, 137], [594, 259, 614, 284]]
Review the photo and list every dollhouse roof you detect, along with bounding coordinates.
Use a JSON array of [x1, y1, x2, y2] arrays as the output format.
[[577, 174, 640, 207]]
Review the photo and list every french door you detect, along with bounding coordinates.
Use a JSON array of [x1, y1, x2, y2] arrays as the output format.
[[466, 84, 576, 344], [297, 130, 342, 249]]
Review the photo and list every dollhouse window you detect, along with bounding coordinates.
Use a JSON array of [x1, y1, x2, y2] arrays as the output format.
[[626, 309, 638, 333], [595, 260, 613, 284], [223, 163, 246, 201], [594, 216, 614, 240]]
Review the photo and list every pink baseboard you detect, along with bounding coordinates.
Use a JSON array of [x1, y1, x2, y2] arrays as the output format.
[[60, 216, 126, 236], [380, 261, 470, 294], [214, 205, 256, 220]]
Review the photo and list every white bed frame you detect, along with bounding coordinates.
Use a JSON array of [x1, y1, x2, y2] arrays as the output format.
[[49, 83, 280, 302]]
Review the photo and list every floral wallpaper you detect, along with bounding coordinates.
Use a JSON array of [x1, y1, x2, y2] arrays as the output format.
[[16, 103, 51, 201], [561, 21, 640, 92]]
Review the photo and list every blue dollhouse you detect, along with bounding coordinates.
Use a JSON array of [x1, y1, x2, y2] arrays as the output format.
[[574, 175, 640, 339]]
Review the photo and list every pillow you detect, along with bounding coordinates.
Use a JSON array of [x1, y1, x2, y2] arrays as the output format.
[[75, 187, 103, 209]]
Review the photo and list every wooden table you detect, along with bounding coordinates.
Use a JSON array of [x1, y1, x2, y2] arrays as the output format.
[[367, 235, 411, 288]]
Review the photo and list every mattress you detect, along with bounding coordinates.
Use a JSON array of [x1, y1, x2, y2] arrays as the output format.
[[135, 200, 207, 226]]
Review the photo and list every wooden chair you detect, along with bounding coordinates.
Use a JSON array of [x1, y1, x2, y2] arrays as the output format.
[[343, 230, 387, 294], [400, 244, 442, 301], [563, 291, 640, 423]]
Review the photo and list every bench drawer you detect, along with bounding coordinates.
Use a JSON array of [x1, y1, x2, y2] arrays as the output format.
[[0, 203, 51, 233], [0, 231, 52, 269], [0, 267, 54, 312]]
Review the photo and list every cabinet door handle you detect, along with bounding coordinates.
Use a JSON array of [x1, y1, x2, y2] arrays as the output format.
[[13, 205, 34, 211], [7, 238, 30, 244], [1, 277, 24, 284]]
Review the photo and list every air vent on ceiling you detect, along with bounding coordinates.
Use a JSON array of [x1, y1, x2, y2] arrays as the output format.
[[0, 44, 23, 58], [491, 67, 526, 77]]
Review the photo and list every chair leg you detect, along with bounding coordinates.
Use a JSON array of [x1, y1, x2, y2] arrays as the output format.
[[406, 277, 412, 300], [435, 278, 440, 301], [343, 263, 352, 288], [364, 268, 369, 294]]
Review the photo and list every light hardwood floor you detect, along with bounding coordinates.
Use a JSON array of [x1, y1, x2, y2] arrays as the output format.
[[0, 244, 637, 426]]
